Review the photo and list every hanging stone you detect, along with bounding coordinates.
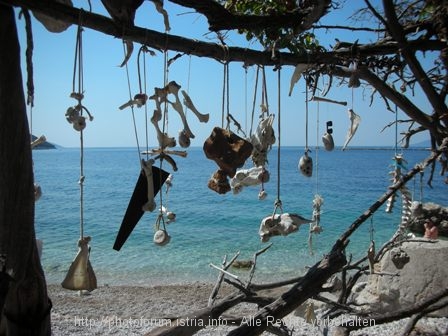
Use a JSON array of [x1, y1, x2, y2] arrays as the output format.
[[154, 229, 170, 246], [299, 151, 313, 177], [322, 132, 334, 151]]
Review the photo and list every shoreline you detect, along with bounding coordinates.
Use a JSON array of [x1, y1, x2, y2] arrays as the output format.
[[47, 283, 448, 336]]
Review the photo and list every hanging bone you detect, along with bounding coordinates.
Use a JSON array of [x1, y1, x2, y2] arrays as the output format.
[[342, 108, 361, 150], [385, 154, 407, 213], [181, 90, 209, 123], [250, 114, 276, 167], [150, 110, 176, 149], [119, 93, 148, 110], [165, 81, 195, 147], [141, 159, 156, 212], [31, 135, 46, 149], [289, 63, 310, 96], [259, 213, 313, 242], [230, 166, 270, 195]]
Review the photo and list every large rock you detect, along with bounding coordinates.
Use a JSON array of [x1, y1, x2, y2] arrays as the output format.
[[354, 239, 448, 317]]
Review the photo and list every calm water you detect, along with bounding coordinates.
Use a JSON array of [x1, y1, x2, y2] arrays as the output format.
[[32, 146, 447, 286]]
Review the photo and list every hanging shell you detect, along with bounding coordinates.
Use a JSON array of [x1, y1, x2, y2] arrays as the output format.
[[299, 152, 313, 177], [322, 132, 334, 151], [153, 229, 170, 246]]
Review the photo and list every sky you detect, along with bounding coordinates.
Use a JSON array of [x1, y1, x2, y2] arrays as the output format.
[[15, 0, 432, 148]]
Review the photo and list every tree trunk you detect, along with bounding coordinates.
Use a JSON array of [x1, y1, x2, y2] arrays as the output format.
[[0, 5, 51, 335]]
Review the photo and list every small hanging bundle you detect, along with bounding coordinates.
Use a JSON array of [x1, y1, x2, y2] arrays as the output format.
[[62, 23, 96, 292], [231, 66, 274, 197], [258, 67, 313, 241], [299, 74, 313, 177]]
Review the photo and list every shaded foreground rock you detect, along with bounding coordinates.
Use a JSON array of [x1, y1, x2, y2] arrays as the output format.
[[354, 239, 448, 317]]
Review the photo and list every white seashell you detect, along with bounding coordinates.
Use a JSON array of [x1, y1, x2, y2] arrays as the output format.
[[322, 132, 334, 151], [153, 230, 170, 246], [299, 152, 313, 177]]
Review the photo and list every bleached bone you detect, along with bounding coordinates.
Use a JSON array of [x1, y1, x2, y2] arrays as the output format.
[[259, 213, 313, 242], [119, 93, 148, 110], [289, 63, 310, 96], [150, 111, 176, 148], [311, 96, 347, 106], [342, 109, 361, 151], [230, 166, 269, 195], [149, 87, 167, 121], [142, 148, 188, 158], [31, 135, 47, 149], [141, 159, 156, 212], [181, 90, 209, 123], [250, 114, 276, 167], [165, 174, 173, 193], [166, 81, 195, 140]]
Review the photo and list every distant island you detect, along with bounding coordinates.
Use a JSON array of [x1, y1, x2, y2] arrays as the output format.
[[31, 135, 57, 150]]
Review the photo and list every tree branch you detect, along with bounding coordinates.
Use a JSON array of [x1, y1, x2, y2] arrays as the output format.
[[1, 0, 445, 68], [382, 0, 448, 123]]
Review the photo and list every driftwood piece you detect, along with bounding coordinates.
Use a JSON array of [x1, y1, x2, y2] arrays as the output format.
[[145, 292, 245, 336], [227, 241, 347, 336]]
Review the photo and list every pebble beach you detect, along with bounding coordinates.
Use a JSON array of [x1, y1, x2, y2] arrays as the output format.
[[48, 283, 448, 335]]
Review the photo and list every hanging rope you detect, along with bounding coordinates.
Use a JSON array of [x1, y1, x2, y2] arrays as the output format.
[[273, 67, 282, 215], [249, 65, 260, 138], [315, 101, 320, 195], [305, 75, 310, 152], [72, 23, 86, 240], [122, 42, 142, 166], [137, 45, 151, 158]]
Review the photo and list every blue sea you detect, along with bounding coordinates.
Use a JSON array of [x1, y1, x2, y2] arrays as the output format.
[[32, 146, 447, 286]]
